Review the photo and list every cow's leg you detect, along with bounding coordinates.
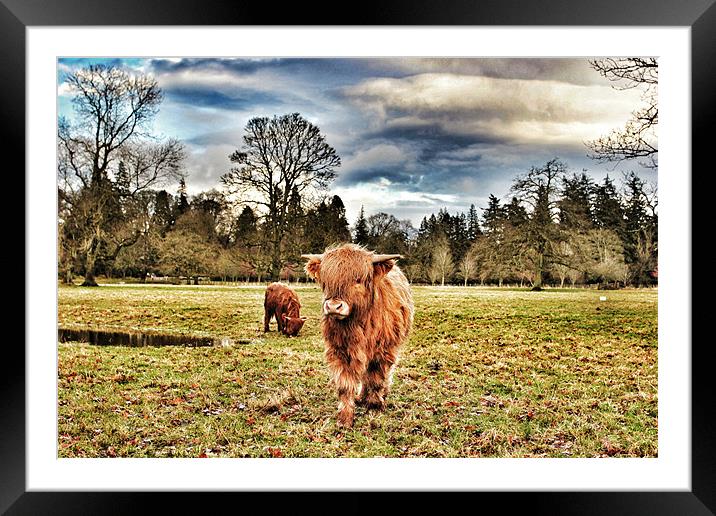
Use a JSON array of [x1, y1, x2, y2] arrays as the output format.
[[276, 308, 284, 334], [263, 307, 271, 332], [361, 359, 389, 410], [327, 352, 365, 428], [361, 352, 397, 411]]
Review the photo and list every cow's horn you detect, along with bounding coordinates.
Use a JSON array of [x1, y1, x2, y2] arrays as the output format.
[[371, 254, 402, 263], [301, 254, 324, 260]]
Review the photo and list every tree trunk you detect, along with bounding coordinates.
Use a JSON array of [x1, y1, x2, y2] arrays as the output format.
[[270, 243, 282, 281], [81, 249, 99, 287], [81, 270, 98, 287], [532, 251, 544, 290]]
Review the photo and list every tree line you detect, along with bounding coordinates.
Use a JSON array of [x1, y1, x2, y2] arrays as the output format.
[[61, 159, 656, 289], [376, 161, 657, 289], [58, 62, 657, 288]]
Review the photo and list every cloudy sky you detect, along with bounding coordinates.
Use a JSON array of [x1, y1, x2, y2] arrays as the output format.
[[57, 57, 656, 226]]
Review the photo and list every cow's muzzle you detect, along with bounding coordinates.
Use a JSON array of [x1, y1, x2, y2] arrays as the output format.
[[323, 298, 350, 320]]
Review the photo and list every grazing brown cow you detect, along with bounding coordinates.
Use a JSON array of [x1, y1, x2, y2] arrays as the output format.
[[263, 282, 307, 337], [302, 243, 414, 428]]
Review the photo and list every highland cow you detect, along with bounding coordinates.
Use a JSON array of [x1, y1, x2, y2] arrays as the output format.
[[302, 244, 414, 428], [263, 282, 307, 337]]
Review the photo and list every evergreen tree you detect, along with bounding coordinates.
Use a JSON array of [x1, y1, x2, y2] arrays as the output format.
[[115, 160, 130, 195], [482, 194, 507, 235], [622, 172, 657, 284], [286, 187, 304, 225], [449, 211, 470, 263], [623, 173, 649, 239], [412, 216, 435, 281], [153, 190, 174, 235], [354, 205, 369, 245], [303, 196, 351, 253], [303, 201, 328, 253], [233, 206, 257, 243], [506, 197, 528, 227], [593, 176, 625, 235], [175, 178, 190, 217], [466, 204, 482, 242], [327, 195, 352, 244], [282, 186, 306, 266], [558, 172, 594, 230]]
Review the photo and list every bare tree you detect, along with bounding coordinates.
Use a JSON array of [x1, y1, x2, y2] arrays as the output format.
[[587, 228, 628, 287], [586, 58, 658, 170], [221, 113, 340, 279], [632, 229, 658, 287], [431, 236, 453, 286], [58, 64, 185, 286], [365, 212, 411, 254], [510, 158, 566, 290], [403, 263, 422, 284], [470, 236, 492, 286], [427, 262, 441, 286], [458, 246, 479, 287], [551, 239, 580, 288]]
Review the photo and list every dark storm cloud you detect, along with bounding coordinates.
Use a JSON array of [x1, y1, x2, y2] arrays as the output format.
[[369, 123, 496, 148], [365, 123, 496, 163], [377, 58, 605, 85], [336, 166, 421, 187], [185, 129, 242, 147], [165, 87, 283, 111], [148, 58, 402, 87], [332, 123, 495, 192], [149, 58, 273, 74]]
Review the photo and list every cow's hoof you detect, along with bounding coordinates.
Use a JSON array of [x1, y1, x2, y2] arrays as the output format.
[[337, 412, 354, 428], [364, 394, 385, 411]]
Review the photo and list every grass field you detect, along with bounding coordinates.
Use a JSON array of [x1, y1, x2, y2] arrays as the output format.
[[57, 283, 657, 458]]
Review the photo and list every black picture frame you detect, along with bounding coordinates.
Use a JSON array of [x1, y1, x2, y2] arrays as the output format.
[[6, 1, 712, 514]]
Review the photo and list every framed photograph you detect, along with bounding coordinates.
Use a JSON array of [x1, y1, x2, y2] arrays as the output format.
[[8, 0, 713, 513]]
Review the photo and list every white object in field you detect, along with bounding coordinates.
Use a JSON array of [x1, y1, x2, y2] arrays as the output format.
[[599, 296, 607, 301]]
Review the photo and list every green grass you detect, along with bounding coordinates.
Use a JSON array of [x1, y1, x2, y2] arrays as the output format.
[[58, 283, 657, 458]]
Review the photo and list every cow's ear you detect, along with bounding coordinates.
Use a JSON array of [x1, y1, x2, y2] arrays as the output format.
[[304, 256, 322, 281], [373, 257, 397, 279]]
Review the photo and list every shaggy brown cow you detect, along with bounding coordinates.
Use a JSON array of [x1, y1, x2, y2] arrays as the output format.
[[263, 282, 307, 337], [303, 243, 414, 428]]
